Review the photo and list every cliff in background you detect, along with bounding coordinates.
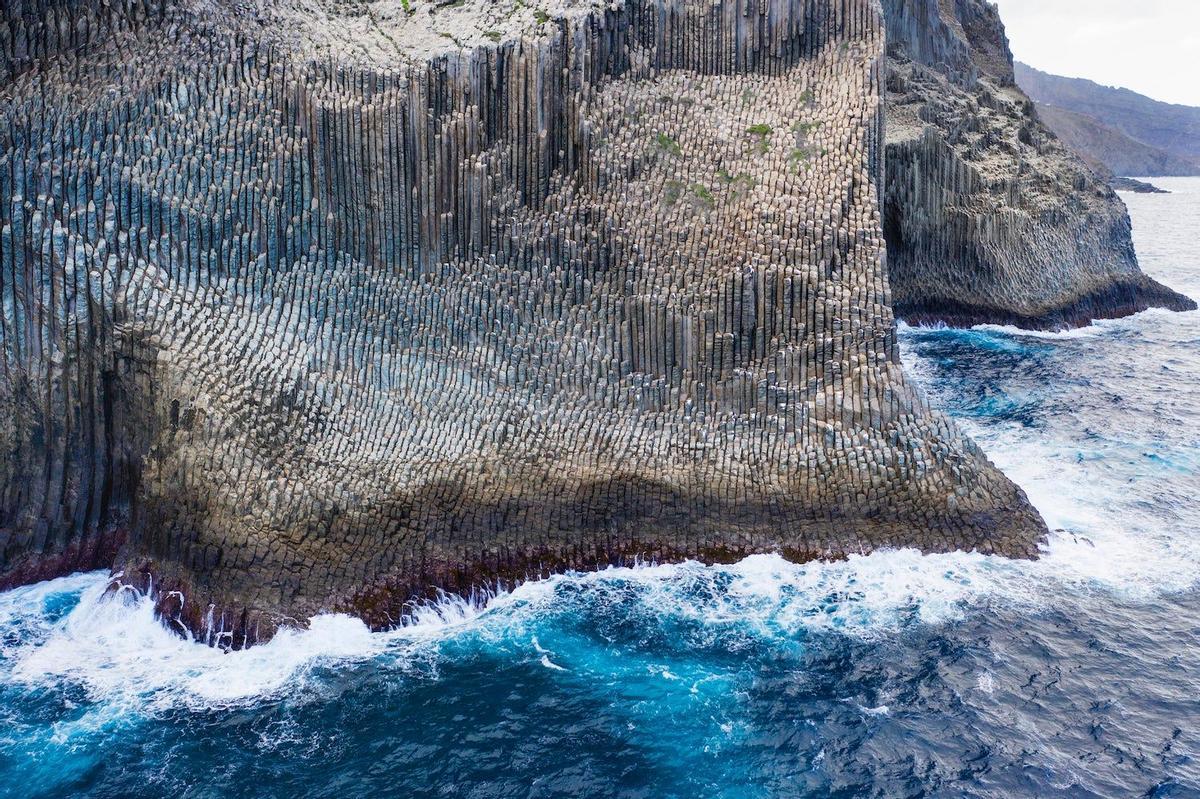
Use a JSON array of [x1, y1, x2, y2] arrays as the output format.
[[881, 0, 1195, 328], [1015, 62, 1200, 168], [1, 0, 1047, 645], [1031, 103, 1200, 180]]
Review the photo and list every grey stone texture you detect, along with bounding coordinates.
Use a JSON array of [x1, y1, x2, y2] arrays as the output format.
[[2, 0, 1053, 645], [882, 0, 1195, 329]]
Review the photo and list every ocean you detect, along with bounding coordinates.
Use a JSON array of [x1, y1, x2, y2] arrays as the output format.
[[1, 178, 1198, 798]]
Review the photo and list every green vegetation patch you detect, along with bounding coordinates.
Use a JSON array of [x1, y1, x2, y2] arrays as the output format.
[[788, 146, 826, 172], [663, 180, 684, 206], [746, 124, 773, 154], [655, 133, 682, 157], [720, 170, 756, 199]]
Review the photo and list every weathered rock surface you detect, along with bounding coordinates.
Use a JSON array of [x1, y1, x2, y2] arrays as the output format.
[[881, 0, 1195, 329], [2, 0, 1052, 646]]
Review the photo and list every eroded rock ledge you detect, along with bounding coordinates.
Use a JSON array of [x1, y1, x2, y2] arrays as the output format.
[[3, 0, 1052, 646]]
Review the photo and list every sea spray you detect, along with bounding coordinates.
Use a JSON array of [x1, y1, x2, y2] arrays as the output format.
[[2, 181, 1199, 794], [4, 505, 1196, 714]]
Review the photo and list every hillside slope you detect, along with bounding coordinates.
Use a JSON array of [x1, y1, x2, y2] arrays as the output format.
[[1015, 62, 1200, 164], [1033, 103, 1200, 178]]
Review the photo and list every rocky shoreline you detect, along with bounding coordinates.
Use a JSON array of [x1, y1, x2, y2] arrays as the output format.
[[896, 276, 1196, 332], [1, 0, 1187, 646], [881, 0, 1194, 328], [1110, 177, 1169, 195]]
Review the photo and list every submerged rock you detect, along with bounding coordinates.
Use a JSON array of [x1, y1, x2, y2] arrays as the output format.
[[0, 0, 1084, 645]]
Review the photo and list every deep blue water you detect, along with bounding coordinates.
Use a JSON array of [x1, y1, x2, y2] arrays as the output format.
[[1, 180, 1199, 799]]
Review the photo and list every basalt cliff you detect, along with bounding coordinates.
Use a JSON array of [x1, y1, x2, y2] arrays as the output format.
[[0, 0, 1179, 646], [881, 0, 1194, 328]]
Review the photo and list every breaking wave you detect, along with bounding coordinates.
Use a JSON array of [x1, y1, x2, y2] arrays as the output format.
[[5, 309, 1200, 716], [3, 493, 1196, 712], [2, 178, 1198, 798]]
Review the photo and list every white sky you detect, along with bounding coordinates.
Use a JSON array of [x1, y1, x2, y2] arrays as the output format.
[[991, 0, 1200, 107]]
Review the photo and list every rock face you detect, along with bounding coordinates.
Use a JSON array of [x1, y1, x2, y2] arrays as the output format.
[[881, 0, 1195, 329], [2, 0, 1052, 646]]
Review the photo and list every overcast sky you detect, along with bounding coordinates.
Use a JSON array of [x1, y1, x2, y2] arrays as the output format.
[[991, 0, 1200, 107]]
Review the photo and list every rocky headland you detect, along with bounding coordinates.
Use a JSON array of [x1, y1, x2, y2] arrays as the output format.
[[0, 0, 1185, 646], [880, 0, 1195, 329], [1109, 177, 1168, 195]]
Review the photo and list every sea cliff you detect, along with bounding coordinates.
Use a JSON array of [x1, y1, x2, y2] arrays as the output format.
[[0, 0, 1158, 645], [881, 0, 1195, 329]]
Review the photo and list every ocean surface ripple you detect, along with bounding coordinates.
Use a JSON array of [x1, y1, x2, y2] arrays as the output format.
[[2, 179, 1199, 798]]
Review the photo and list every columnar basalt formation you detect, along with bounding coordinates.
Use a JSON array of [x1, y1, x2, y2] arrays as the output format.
[[1, 0, 1049, 645], [881, 0, 1195, 329]]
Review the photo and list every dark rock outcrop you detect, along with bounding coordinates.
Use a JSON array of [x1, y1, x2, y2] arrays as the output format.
[[1109, 177, 1168, 195], [881, 0, 1195, 329], [1, 0, 1048, 645]]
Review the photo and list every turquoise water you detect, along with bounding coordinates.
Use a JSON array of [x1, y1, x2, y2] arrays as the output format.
[[1, 179, 1198, 798]]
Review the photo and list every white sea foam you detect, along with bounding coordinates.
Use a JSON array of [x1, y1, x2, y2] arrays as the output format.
[[3, 318, 1198, 710], [0, 571, 100, 634], [3, 490, 1195, 713], [899, 314, 1170, 341], [976, 671, 995, 694], [6, 575, 387, 709], [3, 425, 1195, 713], [896, 319, 1103, 340], [965, 416, 1200, 599], [969, 322, 1102, 340], [970, 307, 1189, 340]]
